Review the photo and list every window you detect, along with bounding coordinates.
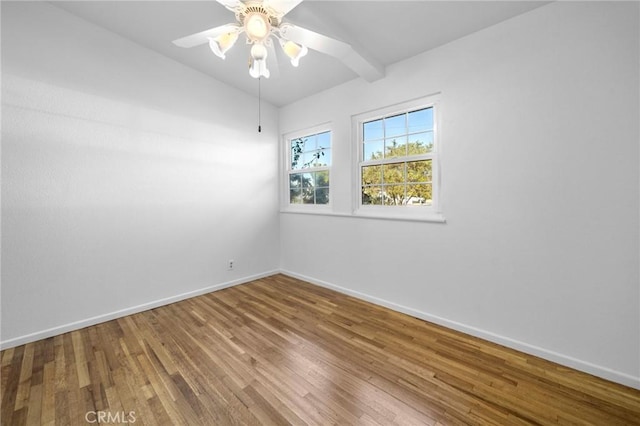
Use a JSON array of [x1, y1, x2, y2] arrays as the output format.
[[284, 126, 332, 207], [354, 95, 442, 221]]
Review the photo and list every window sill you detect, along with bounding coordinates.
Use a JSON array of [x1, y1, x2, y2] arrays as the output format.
[[281, 205, 333, 215], [280, 208, 446, 223], [353, 208, 446, 223]]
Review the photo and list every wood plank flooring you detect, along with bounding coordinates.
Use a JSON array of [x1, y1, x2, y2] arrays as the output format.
[[2, 274, 639, 425]]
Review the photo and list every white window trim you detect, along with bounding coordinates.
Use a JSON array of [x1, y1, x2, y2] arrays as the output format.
[[352, 94, 445, 223], [281, 123, 333, 213]]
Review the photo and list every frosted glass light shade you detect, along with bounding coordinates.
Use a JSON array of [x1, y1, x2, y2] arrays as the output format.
[[280, 39, 308, 67], [244, 12, 270, 42], [249, 58, 270, 79], [208, 31, 239, 59]]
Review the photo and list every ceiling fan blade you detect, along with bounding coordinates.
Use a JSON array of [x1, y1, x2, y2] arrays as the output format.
[[265, 0, 303, 16], [172, 24, 239, 48], [215, 0, 244, 11], [280, 24, 384, 82], [280, 24, 351, 59]]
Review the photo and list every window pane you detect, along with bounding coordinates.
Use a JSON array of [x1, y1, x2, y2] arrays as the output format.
[[316, 170, 330, 187], [383, 185, 405, 205], [302, 190, 315, 204], [289, 173, 303, 189], [317, 131, 331, 149], [292, 137, 310, 152], [362, 186, 382, 205], [408, 132, 433, 155], [290, 188, 302, 204], [364, 140, 384, 161], [383, 163, 404, 184], [300, 173, 314, 189], [300, 149, 329, 168], [406, 183, 432, 205], [385, 137, 407, 158], [303, 135, 317, 151], [302, 151, 319, 168], [408, 108, 433, 134], [364, 119, 383, 141], [291, 142, 304, 170], [407, 160, 432, 183], [317, 148, 331, 167], [385, 114, 406, 138], [315, 187, 329, 204], [362, 165, 382, 185]]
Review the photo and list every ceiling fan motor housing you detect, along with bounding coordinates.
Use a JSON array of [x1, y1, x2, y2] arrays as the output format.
[[237, 3, 282, 44]]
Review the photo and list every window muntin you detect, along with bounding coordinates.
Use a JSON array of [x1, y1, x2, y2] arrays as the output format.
[[359, 106, 436, 208], [287, 130, 331, 206], [361, 159, 432, 206]]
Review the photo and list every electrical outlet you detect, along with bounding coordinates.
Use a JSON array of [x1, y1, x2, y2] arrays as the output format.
[[228, 259, 234, 271]]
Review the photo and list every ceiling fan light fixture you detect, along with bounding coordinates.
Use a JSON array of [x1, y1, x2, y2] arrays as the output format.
[[244, 12, 271, 42], [249, 57, 270, 79], [280, 39, 308, 67], [175, 0, 327, 80], [250, 42, 268, 60], [208, 30, 239, 59]]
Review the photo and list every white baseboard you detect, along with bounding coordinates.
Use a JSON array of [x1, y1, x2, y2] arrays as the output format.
[[279, 269, 640, 390], [0, 270, 279, 350]]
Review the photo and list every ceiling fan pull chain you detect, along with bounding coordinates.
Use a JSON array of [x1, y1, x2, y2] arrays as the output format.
[[258, 76, 262, 133]]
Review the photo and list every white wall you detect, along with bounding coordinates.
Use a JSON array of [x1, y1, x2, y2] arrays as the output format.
[[279, 2, 640, 388], [1, 2, 280, 346], [2, 0, 638, 390]]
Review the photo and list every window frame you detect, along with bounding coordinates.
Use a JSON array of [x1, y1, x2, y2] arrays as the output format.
[[282, 123, 333, 212], [352, 95, 444, 222]]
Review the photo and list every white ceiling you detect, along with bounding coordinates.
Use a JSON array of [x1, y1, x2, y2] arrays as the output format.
[[51, 1, 549, 107]]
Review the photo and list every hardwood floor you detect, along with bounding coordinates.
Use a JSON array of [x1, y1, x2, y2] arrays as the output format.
[[2, 274, 639, 425]]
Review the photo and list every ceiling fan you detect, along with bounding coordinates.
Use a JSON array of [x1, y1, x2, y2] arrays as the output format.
[[172, 0, 379, 80]]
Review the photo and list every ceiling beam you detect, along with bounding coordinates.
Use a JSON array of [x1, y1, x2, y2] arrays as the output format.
[[285, 2, 385, 82]]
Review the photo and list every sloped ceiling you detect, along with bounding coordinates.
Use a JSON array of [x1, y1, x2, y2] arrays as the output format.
[[52, 1, 549, 107]]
